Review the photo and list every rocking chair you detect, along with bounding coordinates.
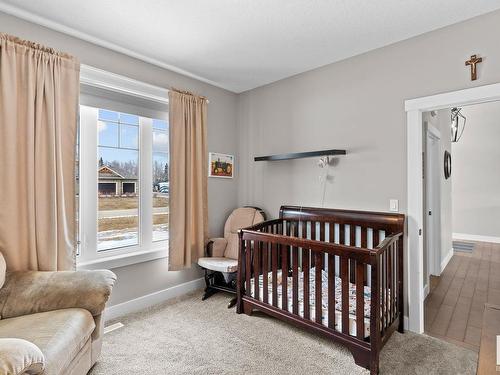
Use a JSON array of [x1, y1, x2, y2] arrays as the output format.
[[198, 206, 265, 308]]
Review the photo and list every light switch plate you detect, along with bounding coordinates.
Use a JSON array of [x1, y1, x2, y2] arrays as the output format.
[[389, 199, 399, 212]]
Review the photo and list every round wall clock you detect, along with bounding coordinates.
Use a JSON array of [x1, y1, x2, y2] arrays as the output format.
[[444, 151, 452, 179]]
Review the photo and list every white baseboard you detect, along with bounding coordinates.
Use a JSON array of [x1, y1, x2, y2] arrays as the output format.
[[104, 277, 205, 322], [440, 248, 453, 273], [453, 233, 500, 244], [404, 316, 409, 331]]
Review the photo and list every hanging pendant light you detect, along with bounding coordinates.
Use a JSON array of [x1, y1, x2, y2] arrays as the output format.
[[451, 107, 466, 143]]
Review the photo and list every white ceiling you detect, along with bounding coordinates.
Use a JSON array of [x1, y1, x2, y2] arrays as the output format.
[[1, 0, 499, 93]]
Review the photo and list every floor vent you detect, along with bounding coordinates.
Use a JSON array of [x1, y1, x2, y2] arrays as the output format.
[[453, 241, 475, 253], [104, 322, 124, 334]]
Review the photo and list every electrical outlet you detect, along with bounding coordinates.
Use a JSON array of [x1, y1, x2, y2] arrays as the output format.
[[389, 199, 399, 212]]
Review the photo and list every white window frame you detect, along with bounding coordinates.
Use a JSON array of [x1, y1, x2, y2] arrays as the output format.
[[77, 65, 169, 270]]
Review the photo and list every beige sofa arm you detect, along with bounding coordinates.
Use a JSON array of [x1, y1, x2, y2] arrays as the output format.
[[0, 270, 116, 319], [206, 238, 227, 257], [0, 338, 45, 375]]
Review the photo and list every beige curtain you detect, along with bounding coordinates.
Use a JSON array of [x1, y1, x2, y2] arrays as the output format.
[[0, 34, 80, 271], [168, 90, 208, 270]]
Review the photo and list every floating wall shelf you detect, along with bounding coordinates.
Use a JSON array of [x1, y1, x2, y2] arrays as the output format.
[[254, 149, 346, 162]]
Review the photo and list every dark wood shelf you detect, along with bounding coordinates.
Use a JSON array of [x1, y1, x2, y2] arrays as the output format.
[[254, 149, 346, 161]]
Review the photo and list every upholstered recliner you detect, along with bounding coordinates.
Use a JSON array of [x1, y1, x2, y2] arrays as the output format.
[[0, 252, 116, 375], [198, 207, 265, 307]]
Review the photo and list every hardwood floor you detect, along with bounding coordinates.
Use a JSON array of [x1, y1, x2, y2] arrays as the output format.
[[424, 241, 500, 351]]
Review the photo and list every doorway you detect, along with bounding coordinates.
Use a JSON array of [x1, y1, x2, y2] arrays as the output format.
[[422, 100, 500, 350], [405, 82, 500, 334]]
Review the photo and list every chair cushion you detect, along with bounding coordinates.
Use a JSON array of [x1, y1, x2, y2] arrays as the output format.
[[198, 257, 238, 273], [0, 308, 95, 375], [208, 237, 227, 257], [0, 338, 45, 375], [227, 208, 257, 233], [224, 208, 265, 260]]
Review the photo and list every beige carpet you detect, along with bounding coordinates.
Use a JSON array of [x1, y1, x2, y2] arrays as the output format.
[[90, 291, 477, 374]]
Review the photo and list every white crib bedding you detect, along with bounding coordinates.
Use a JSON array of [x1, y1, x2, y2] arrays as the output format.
[[249, 267, 373, 338]]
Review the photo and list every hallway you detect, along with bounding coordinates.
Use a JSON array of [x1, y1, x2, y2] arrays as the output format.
[[424, 241, 500, 350]]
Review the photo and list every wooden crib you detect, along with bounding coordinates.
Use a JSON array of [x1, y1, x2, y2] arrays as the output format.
[[236, 206, 405, 374]]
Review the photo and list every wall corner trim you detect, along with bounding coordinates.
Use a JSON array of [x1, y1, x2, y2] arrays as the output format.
[[104, 277, 205, 321], [440, 248, 454, 273]]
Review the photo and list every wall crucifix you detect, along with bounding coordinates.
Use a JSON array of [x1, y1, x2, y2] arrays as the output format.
[[465, 54, 483, 81]]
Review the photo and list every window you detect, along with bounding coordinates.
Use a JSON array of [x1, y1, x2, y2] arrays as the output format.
[[122, 182, 136, 194], [77, 104, 169, 266], [97, 109, 140, 251]]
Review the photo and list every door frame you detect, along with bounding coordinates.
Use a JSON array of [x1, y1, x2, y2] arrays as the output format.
[[405, 82, 500, 333], [424, 124, 441, 297]]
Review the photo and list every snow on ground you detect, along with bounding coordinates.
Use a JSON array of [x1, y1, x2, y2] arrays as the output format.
[[98, 225, 168, 251]]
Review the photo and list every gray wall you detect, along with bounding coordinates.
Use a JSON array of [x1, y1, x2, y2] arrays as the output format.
[[0, 12, 238, 306], [236, 10, 500, 220], [452, 101, 500, 238]]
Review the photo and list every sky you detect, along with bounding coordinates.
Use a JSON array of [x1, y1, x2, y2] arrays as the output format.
[[98, 109, 168, 165]]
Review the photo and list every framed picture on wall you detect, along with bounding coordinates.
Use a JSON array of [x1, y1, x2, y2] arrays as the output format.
[[209, 152, 234, 178]]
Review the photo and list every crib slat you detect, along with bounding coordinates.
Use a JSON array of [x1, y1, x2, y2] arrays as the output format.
[[339, 224, 345, 245], [315, 250, 323, 324], [392, 243, 396, 322], [392, 242, 399, 318], [328, 253, 335, 329], [392, 242, 396, 322], [361, 228, 368, 286], [277, 223, 282, 270], [320, 222, 326, 269], [370, 257, 381, 351], [382, 253, 385, 334], [386, 246, 390, 326], [262, 242, 269, 304], [373, 230, 379, 248], [341, 256, 349, 334], [303, 250, 310, 320], [245, 240, 252, 296], [282, 243, 288, 312], [301, 221, 310, 320], [272, 242, 278, 308], [361, 228, 367, 248], [349, 225, 356, 283], [286, 220, 292, 273], [292, 226, 299, 315], [386, 249, 390, 328], [254, 241, 261, 301], [356, 261, 365, 339], [310, 221, 317, 265], [382, 251, 387, 332], [328, 222, 335, 329], [388, 242, 393, 323]]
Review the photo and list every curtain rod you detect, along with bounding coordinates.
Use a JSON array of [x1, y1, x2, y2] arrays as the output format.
[[170, 87, 208, 102], [80, 64, 209, 104]]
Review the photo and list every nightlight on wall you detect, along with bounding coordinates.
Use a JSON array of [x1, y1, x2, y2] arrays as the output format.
[[451, 107, 466, 143]]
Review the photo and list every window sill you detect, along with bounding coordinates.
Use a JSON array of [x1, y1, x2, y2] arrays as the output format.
[[77, 247, 168, 270]]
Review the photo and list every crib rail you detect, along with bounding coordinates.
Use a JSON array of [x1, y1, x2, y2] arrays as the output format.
[[236, 206, 404, 373]]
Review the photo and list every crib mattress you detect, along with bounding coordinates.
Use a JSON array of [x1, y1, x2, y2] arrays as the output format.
[[249, 267, 372, 337]]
